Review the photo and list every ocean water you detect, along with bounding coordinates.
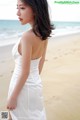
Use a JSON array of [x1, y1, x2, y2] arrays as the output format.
[[52, 21, 80, 37], [0, 20, 80, 46], [0, 20, 30, 39]]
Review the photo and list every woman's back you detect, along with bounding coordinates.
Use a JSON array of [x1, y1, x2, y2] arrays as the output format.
[[18, 29, 48, 60]]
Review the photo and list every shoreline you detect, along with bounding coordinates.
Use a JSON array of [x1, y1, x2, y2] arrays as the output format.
[[52, 30, 80, 38], [0, 29, 80, 47]]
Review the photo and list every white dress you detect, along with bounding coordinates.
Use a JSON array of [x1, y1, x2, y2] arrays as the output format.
[[8, 38, 47, 120]]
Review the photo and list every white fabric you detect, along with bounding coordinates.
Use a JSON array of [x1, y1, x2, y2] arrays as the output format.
[[8, 38, 47, 120]]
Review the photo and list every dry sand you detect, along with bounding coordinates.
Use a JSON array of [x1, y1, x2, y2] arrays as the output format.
[[0, 33, 80, 120]]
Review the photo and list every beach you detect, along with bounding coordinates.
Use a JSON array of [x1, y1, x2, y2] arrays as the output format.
[[0, 32, 80, 120]]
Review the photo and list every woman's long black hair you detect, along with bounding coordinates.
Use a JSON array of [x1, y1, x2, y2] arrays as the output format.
[[21, 0, 55, 40]]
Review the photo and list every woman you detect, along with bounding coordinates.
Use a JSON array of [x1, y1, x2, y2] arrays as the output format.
[[7, 0, 54, 119]]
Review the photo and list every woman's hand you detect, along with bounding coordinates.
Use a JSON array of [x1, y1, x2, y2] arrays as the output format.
[[7, 96, 17, 110]]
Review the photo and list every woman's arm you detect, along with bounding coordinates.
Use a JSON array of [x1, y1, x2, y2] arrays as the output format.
[[7, 32, 33, 110], [39, 39, 48, 74], [11, 32, 33, 98]]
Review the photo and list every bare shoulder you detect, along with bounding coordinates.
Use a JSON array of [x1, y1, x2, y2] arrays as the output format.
[[21, 30, 35, 45], [20, 30, 48, 49]]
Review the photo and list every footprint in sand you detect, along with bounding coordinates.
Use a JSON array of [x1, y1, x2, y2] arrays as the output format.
[[11, 70, 14, 73], [0, 74, 3, 77], [64, 52, 68, 55], [72, 48, 80, 53], [53, 57, 58, 60], [1, 60, 5, 63], [57, 48, 61, 51], [45, 96, 60, 103]]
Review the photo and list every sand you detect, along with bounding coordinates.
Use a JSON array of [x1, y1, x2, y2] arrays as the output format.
[[0, 32, 80, 120]]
